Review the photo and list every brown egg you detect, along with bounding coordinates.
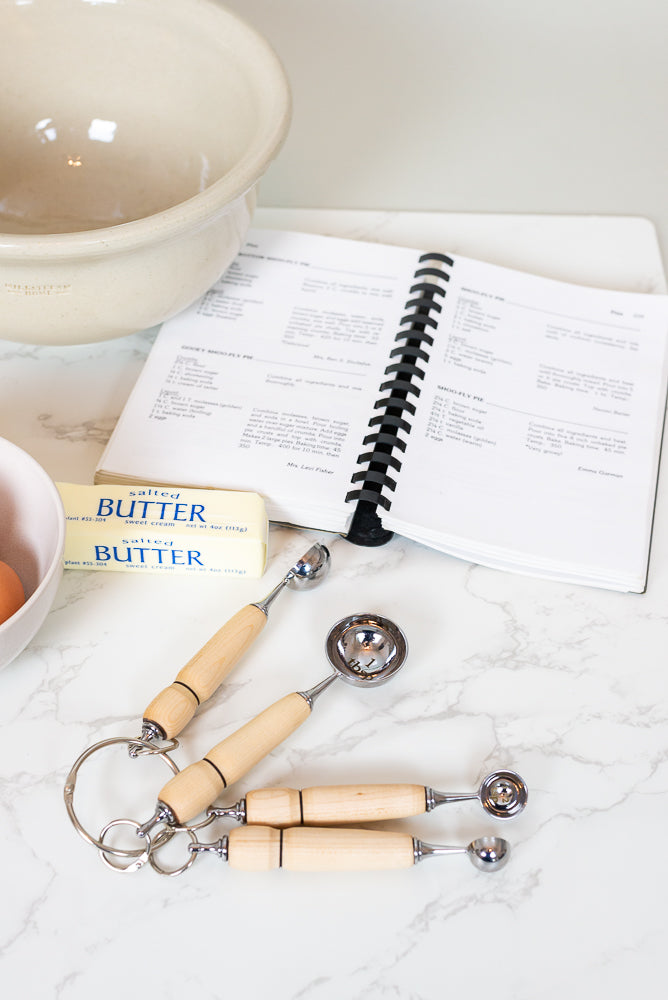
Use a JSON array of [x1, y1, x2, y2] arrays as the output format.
[[0, 559, 26, 625]]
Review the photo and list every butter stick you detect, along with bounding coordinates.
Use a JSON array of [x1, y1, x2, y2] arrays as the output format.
[[56, 483, 267, 577]]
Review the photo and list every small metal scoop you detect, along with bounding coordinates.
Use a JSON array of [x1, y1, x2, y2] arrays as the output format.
[[426, 769, 528, 819], [254, 542, 331, 613], [201, 768, 527, 829], [415, 835, 510, 872], [137, 612, 408, 836], [145, 825, 509, 877]]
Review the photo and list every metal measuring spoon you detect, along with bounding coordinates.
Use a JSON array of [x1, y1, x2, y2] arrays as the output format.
[[137, 612, 408, 836], [138, 542, 331, 745], [415, 835, 510, 872], [148, 825, 510, 876], [426, 769, 528, 819]]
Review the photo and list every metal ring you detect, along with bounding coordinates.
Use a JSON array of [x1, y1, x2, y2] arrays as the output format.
[[63, 736, 180, 857], [148, 826, 199, 877], [172, 811, 219, 835], [98, 819, 152, 873], [127, 737, 180, 758]]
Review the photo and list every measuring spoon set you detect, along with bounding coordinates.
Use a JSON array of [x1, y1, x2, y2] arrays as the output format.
[[64, 542, 528, 878]]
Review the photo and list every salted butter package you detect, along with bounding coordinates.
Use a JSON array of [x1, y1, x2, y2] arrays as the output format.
[[56, 483, 268, 577]]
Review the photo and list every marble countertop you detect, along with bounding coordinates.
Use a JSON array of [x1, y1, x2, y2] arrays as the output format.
[[1, 211, 666, 999]]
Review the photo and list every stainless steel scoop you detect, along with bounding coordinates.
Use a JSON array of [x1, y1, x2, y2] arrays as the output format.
[[426, 769, 528, 819], [145, 825, 510, 876], [199, 768, 528, 828], [138, 542, 331, 745], [137, 612, 408, 836], [415, 835, 510, 872]]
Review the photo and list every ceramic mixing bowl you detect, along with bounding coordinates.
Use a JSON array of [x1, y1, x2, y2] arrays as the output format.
[[0, 438, 66, 670], [0, 0, 291, 345]]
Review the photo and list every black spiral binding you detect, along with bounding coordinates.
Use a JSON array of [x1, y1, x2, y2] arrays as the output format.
[[345, 252, 453, 545]]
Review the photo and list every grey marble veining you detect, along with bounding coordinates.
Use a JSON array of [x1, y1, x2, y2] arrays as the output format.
[[0, 212, 666, 999]]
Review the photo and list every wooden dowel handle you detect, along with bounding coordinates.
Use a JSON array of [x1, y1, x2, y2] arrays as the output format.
[[227, 826, 416, 871], [244, 783, 428, 827], [177, 605, 267, 700], [205, 692, 311, 786], [142, 604, 267, 738], [142, 683, 198, 741], [157, 692, 312, 825], [244, 787, 303, 828]]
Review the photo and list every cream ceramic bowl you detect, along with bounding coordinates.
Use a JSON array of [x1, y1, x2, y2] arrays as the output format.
[[0, 438, 66, 670], [0, 0, 291, 345]]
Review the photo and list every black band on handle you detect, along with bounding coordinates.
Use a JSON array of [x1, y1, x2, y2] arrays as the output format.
[[173, 680, 201, 706], [203, 757, 227, 789], [345, 252, 453, 545]]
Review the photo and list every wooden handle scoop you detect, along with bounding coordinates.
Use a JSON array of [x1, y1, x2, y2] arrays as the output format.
[[137, 611, 407, 838], [208, 770, 528, 827], [187, 826, 510, 873], [139, 542, 330, 742], [137, 691, 314, 835]]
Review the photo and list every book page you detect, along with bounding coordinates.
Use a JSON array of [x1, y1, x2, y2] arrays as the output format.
[[97, 229, 422, 531], [384, 255, 668, 589]]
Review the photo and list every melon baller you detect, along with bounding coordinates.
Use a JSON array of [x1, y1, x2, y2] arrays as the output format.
[[136, 541, 331, 748], [198, 768, 528, 827], [185, 827, 511, 875], [131, 771, 524, 876], [133, 823, 511, 877], [94, 768, 526, 875], [136, 612, 408, 837]]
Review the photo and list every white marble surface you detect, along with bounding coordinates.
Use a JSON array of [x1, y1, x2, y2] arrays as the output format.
[[1, 211, 667, 999]]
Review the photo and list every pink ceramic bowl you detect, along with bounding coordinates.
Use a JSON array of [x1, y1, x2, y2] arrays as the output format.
[[0, 0, 291, 345], [0, 438, 66, 669]]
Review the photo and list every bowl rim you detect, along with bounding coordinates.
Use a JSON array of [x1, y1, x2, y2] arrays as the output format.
[[0, 438, 66, 640], [0, 0, 292, 260]]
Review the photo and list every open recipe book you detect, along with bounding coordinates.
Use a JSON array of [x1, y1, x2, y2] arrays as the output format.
[[96, 227, 668, 592]]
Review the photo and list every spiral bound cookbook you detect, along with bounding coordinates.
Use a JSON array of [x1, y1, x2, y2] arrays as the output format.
[[96, 227, 668, 591]]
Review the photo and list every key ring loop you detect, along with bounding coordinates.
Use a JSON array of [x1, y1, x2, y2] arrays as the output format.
[[63, 735, 180, 858], [149, 826, 200, 877], [98, 819, 153, 873], [127, 736, 180, 758]]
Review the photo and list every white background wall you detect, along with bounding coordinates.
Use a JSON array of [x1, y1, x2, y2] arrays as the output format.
[[226, 0, 668, 262]]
